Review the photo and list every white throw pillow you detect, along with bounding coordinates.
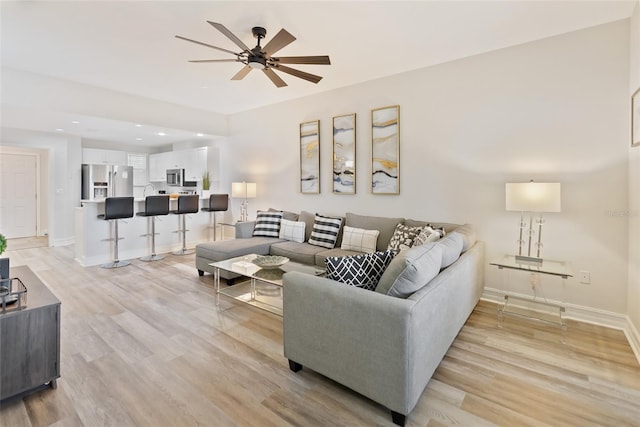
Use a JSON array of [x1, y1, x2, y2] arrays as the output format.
[[340, 226, 380, 254], [279, 219, 306, 243]]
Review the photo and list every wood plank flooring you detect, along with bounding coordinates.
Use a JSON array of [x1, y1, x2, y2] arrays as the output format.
[[0, 244, 639, 426]]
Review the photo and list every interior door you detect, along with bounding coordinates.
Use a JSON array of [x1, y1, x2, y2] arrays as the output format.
[[0, 153, 37, 238]]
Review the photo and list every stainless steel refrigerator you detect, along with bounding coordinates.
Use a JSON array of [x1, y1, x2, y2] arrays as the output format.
[[81, 164, 134, 200]]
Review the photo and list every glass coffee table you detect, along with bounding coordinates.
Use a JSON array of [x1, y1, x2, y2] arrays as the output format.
[[210, 254, 325, 316]]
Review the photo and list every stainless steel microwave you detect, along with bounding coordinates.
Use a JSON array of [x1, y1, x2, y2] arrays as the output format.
[[166, 168, 184, 186]]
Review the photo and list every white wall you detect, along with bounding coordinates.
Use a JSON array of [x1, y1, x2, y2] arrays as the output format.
[[227, 20, 630, 315], [628, 2, 640, 336]]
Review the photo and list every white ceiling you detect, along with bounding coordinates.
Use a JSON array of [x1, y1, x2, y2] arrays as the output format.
[[1, 0, 636, 146]]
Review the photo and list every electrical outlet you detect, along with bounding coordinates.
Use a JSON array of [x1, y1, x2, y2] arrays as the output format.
[[580, 270, 591, 284]]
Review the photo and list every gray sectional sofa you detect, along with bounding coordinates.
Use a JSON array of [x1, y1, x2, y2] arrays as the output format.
[[195, 211, 484, 426]]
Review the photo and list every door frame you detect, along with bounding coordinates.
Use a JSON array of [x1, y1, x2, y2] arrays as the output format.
[[0, 148, 42, 237]]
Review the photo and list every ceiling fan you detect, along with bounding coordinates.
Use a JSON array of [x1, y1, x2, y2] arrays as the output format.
[[175, 21, 331, 88]]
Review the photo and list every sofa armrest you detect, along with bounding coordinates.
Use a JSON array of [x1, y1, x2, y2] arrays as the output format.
[[283, 272, 414, 412], [235, 221, 255, 238]]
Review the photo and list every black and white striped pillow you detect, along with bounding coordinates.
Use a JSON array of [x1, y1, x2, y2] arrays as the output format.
[[308, 214, 343, 249], [252, 210, 283, 238]]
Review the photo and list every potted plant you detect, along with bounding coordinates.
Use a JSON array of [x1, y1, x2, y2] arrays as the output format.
[[0, 233, 8, 280], [202, 171, 211, 198]]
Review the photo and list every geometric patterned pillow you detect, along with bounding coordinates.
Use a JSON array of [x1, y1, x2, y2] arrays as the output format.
[[387, 224, 424, 252], [340, 226, 380, 253], [326, 250, 396, 290], [278, 219, 306, 243], [413, 225, 443, 247], [252, 210, 283, 238], [308, 214, 343, 249]]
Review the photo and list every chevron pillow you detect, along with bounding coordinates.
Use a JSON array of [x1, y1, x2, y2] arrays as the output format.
[[326, 250, 396, 291], [252, 210, 283, 238]]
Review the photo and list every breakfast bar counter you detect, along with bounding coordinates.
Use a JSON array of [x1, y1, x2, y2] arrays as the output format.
[[74, 197, 216, 266]]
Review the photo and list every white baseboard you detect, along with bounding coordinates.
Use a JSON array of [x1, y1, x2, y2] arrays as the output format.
[[482, 287, 640, 364], [52, 236, 74, 247]]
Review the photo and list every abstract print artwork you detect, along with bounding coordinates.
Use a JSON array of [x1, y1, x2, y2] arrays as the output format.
[[371, 105, 400, 194], [333, 113, 356, 194], [300, 120, 320, 193]]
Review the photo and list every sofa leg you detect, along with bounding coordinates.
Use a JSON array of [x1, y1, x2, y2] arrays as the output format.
[[288, 360, 303, 372], [391, 411, 406, 426], [198, 269, 204, 277]]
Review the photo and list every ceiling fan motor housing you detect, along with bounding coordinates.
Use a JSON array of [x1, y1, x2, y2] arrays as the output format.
[[248, 54, 266, 69]]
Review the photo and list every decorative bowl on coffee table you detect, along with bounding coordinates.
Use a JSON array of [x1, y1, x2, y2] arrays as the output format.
[[252, 256, 289, 270]]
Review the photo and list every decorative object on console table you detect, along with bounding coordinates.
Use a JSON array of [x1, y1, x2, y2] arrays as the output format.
[[632, 86, 640, 147], [300, 120, 320, 194], [333, 113, 356, 194], [0, 233, 8, 281], [505, 181, 561, 265], [371, 105, 400, 194], [231, 182, 256, 222]]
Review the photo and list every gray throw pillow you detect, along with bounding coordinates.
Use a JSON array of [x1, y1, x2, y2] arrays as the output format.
[[375, 243, 443, 298], [453, 224, 476, 252], [437, 232, 464, 268]]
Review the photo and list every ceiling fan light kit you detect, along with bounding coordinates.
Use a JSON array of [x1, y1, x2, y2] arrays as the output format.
[[176, 21, 331, 87]]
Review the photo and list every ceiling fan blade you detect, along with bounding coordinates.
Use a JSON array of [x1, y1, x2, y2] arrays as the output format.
[[263, 68, 287, 88], [175, 35, 238, 56], [207, 21, 250, 52], [262, 28, 296, 56], [232, 65, 252, 81], [272, 56, 331, 65], [188, 59, 240, 63], [275, 65, 322, 84]]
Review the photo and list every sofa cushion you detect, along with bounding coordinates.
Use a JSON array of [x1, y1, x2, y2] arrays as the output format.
[[308, 214, 343, 249], [437, 232, 464, 268], [326, 250, 396, 291], [375, 243, 443, 298], [345, 212, 403, 251], [387, 224, 424, 252], [453, 224, 477, 252], [253, 211, 283, 237], [279, 219, 306, 243], [340, 226, 379, 254], [270, 241, 327, 265], [299, 210, 316, 241], [269, 207, 299, 221], [196, 237, 284, 261], [404, 219, 460, 234], [315, 248, 362, 267]]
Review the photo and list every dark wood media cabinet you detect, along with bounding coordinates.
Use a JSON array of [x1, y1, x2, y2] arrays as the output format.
[[0, 265, 61, 401]]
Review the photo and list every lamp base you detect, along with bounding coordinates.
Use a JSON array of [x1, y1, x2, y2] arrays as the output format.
[[515, 255, 543, 266]]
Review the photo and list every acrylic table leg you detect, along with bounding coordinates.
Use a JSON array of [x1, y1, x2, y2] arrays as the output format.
[[214, 267, 220, 306]]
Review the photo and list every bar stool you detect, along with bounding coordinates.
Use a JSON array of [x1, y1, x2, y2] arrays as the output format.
[[98, 196, 134, 269], [201, 194, 229, 241], [171, 195, 200, 255], [136, 195, 170, 262]]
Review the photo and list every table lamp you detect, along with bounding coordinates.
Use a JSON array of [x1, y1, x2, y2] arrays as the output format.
[[506, 181, 561, 264], [231, 181, 257, 222]]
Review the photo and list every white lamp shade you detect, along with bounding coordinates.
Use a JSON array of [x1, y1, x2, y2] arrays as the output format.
[[231, 182, 257, 198], [506, 182, 561, 213]]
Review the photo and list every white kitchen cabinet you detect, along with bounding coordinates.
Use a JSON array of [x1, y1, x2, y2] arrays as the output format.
[[150, 148, 208, 183], [82, 148, 127, 165], [183, 147, 207, 181], [148, 151, 171, 182]]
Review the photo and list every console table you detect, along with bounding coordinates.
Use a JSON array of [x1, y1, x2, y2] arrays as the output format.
[[0, 265, 61, 401], [490, 255, 573, 342]]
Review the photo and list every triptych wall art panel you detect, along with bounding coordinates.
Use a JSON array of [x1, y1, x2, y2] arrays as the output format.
[[299, 105, 399, 195], [332, 113, 356, 194], [299, 120, 320, 194], [371, 105, 400, 194]]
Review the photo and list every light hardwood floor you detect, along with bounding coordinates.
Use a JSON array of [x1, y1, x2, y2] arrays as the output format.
[[1, 244, 639, 426]]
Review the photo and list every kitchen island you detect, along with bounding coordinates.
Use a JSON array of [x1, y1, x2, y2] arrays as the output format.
[[74, 197, 225, 266]]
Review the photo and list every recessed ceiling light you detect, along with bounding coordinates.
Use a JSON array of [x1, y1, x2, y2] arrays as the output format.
[[157, 132, 166, 136], [71, 120, 80, 124], [196, 133, 204, 137], [136, 138, 143, 141], [135, 124, 142, 127], [55, 128, 64, 132]]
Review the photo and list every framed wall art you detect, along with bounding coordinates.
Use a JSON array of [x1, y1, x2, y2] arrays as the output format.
[[332, 113, 356, 194], [300, 120, 320, 193], [371, 105, 400, 194], [633, 87, 640, 147]]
